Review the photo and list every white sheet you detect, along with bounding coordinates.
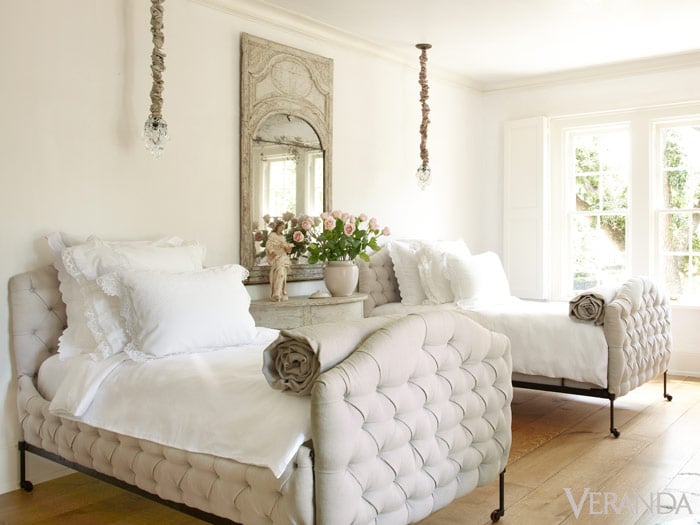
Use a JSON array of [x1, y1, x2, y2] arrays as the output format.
[[48, 328, 312, 477], [458, 298, 609, 387], [37, 354, 72, 401]]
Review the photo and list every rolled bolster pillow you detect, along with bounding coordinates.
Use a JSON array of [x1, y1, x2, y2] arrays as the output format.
[[262, 316, 397, 395], [568, 285, 618, 326]]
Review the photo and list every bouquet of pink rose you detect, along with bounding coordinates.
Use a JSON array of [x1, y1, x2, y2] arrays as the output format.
[[253, 211, 320, 261], [307, 210, 391, 264]]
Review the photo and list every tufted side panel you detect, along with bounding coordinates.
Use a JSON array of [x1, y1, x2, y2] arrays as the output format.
[[17, 375, 314, 524], [358, 248, 400, 316], [311, 311, 511, 524], [603, 276, 671, 397], [9, 266, 66, 379]]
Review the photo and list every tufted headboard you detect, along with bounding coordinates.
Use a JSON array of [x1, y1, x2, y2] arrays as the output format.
[[357, 247, 400, 315], [8, 266, 66, 379], [603, 275, 672, 396]]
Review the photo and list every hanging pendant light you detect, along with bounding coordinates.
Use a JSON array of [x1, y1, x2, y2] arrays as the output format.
[[143, 0, 168, 158], [415, 43, 432, 190]]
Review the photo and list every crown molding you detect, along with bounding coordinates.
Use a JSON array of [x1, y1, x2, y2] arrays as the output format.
[[189, 0, 482, 91], [482, 50, 700, 94], [191, 0, 700, 95]]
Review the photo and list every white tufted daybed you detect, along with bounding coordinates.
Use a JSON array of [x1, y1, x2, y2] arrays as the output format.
[[358, 247, 673, 438], [10, 264, 513, 524]]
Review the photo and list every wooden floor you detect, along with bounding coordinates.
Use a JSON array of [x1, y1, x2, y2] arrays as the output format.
[[2, 375, 699, 525]]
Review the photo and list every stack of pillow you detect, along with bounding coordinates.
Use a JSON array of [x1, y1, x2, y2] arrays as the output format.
[[388, 239, 512, 308], [46, 232, 258, 361]]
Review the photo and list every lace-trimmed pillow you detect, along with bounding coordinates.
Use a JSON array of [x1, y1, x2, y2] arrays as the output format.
[[62, 237, 205, 359], [98, 265, 256, 361], [46, 232, 96, 358], [388, 240, 427, 305], [416, 239, 471, 304]]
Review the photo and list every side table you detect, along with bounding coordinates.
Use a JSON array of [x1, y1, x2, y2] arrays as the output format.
[[250, 293, 367, 330]]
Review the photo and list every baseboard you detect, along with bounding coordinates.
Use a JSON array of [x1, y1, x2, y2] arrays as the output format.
[[668, 351, 700, 378], [0, 442, 72, 495]]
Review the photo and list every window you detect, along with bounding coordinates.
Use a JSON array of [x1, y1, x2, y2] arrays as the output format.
[[548, 105, 700, 304], [565, 127, 629, 292], [656, 121, 700, 301]]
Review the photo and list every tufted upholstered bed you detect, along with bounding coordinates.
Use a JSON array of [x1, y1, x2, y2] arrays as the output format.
[[10, 265, 512, 524], [358, 248, 673, 438]]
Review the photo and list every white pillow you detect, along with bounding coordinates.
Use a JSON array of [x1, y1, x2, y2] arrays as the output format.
[[388, 240, 426, 305], [98, 265, 256, 361], [416, 239, 471, 304], [46, 232, 97, 357], [62, 237, 204, 359], [446, 251, 511, 307]]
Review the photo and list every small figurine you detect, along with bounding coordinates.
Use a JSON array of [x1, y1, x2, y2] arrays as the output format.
[[266, 220, 292, 301]]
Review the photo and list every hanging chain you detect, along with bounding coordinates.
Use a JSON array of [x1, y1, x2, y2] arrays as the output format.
[[148, 0, 166, 118], [417, 43, 431, 169]]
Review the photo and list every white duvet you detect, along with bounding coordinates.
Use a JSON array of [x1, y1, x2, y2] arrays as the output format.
[[48, 328, 311, 478], [459, 298, 609, 387], [371, 298, 609, 387]]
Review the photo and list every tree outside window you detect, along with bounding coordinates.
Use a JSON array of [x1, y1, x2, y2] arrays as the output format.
[[568, 129, 629, 291], [658, 124, 700, 301]]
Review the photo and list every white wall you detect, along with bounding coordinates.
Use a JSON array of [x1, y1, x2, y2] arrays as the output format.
[[481, 66, 700, 378], [0, 0, 482, 493]]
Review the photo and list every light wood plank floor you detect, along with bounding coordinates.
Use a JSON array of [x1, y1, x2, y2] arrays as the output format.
[[1, 375, 699, 525]]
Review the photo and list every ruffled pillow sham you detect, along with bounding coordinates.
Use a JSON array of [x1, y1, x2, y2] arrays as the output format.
[[59, 235, 204, 359], [388, 240, 427, 306], [416, 239, 471, 304], [98, 264, 256, 361]]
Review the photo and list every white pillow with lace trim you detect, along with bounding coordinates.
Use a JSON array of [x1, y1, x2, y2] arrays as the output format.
[[46, 232, 96, 358], [98, 265, 256, 361], [388, 240, 427, 305], [62, 237, 204, 359], [416, 239, 471, 304]]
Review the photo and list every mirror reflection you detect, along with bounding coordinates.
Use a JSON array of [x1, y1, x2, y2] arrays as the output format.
[[240, 33, 333, 284], [251, 115, 324, 233]]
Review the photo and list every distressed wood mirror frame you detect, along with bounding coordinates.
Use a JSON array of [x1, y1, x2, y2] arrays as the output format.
[[240, 33, 333, 284]]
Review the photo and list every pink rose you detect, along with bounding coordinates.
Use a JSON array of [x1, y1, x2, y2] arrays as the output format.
[[359, 213, 368, 222], [347, 215, 355, 224], [293, 231, 304, 243], [301, 219, 312, 230], [344, 223, 356, 236], [341, 212, 350, 221], [369, 218, 378, 230], [254, 231, 263, 241], [320, 212, 329, 220], [283, 211, 294, 221], [331, 210, 342, 219], [382, 226, 391, 236], [324, 217, 335, 230]]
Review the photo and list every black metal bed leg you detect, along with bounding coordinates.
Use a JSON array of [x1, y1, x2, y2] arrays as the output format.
[[18, 442, 33, 492], [609, 397, 620, 438], [663, 371, 673, 401], [490, 469, 505, 522]]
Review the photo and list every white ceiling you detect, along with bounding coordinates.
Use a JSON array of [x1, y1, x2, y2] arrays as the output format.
[[253, 0, 700, 89]]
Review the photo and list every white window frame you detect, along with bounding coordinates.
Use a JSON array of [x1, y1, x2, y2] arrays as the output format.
[[651, 115, 700, 303], [549, 102, 700, 303]]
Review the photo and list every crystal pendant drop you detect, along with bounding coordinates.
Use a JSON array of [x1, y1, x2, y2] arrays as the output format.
[[416, 164, 431, 190], [143, 115, 168, 158]]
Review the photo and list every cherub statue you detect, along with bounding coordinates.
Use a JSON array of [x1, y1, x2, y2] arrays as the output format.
[[265, 220, 292, 301]]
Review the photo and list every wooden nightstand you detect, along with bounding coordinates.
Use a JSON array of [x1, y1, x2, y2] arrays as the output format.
[[250, 293, 367, 329]]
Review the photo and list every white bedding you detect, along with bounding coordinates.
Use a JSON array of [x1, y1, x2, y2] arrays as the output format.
[[45, 328, 311, 478], [371, 298, 609, 387]]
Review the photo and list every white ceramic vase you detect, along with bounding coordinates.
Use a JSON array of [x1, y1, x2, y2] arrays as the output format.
[[323, 260, 359, 297]]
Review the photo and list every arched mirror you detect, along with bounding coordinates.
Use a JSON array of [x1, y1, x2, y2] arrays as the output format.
[[240, 34, 333, 284]]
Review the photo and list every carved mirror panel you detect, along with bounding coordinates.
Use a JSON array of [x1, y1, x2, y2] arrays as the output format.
[[240, 33, 333, 284]]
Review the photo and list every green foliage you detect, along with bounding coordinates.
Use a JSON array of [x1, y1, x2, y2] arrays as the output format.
[[307, 213, 388, 264]]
